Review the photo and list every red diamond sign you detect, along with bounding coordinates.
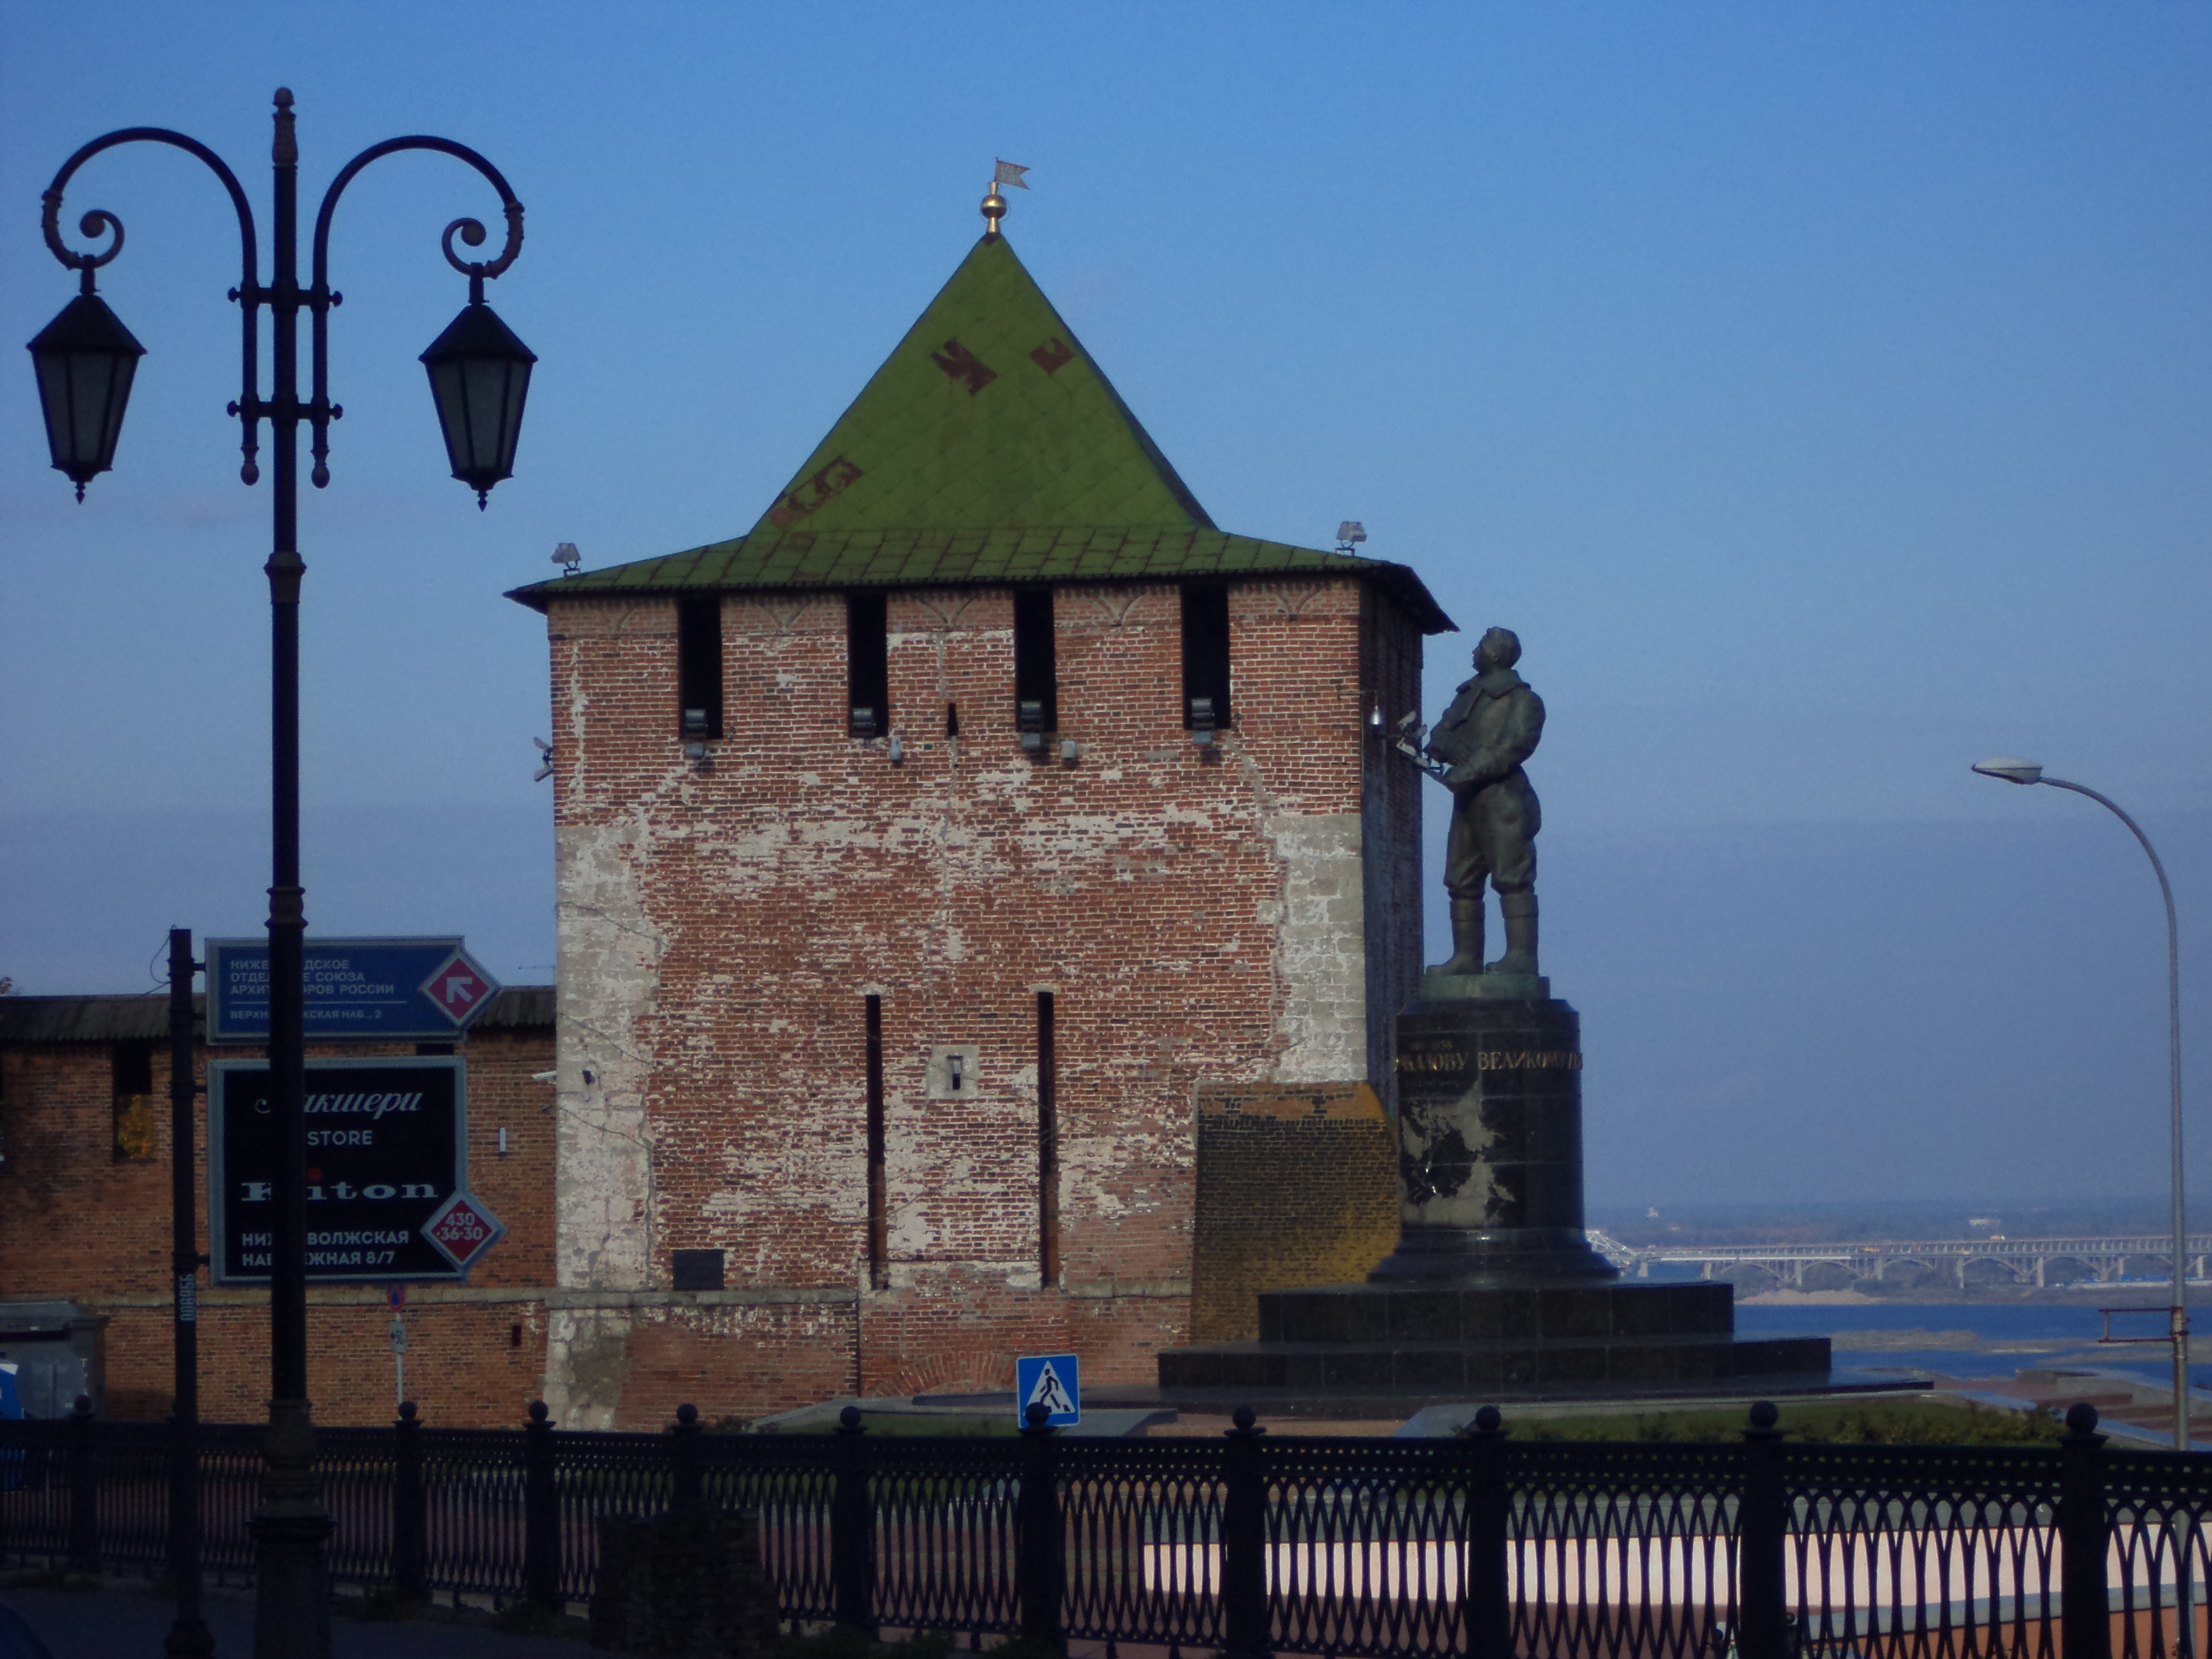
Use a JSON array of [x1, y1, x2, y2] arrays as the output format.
[[419, 950, 499, 1028], [420, 1190, 506, 1274]]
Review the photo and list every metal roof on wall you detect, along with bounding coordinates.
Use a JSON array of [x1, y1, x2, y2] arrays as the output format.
[[0, 986, 555, 1046]]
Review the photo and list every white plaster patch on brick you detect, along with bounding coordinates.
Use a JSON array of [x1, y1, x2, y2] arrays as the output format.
[[554, 817, 663, 1297], [1263, 812, 1371, 1083], [888, 1199, 931, 1259], [541, 1306, 632, 1431]]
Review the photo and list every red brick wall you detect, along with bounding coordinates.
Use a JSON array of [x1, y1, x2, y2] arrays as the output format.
[[543, 576, 1424, 1424]]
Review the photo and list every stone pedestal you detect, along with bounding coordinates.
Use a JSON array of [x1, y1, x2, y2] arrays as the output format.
[[1369, 981, 1614, 1284], [1153, 970, 1832, 1408]]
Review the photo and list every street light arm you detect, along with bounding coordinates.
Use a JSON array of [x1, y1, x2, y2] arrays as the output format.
[[2041, 773, 2189, 1448], [2038, 777, 2181, 991], [307, 136, 524, 488], [40, 128, 263, 484]]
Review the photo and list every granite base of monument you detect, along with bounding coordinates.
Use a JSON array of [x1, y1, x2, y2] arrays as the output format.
[[1154, 975, 1832, 1409], [1155, 1280, 1831, 1399]]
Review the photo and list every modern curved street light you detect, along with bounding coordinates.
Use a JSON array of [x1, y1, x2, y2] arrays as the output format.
[[29, 89, 533, 1658], [1974, 758, 2189, 1450]]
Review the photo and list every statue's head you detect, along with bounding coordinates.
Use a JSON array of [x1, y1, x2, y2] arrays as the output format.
[[1475, 627, 1521, 672]]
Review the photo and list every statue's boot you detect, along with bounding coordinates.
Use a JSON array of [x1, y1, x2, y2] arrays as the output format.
[[1438, 897, 1485, 975], [1486, 891, 1539, 975]]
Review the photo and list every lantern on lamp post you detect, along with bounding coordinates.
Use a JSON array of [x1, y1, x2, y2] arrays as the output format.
[[27, 264, 145, 500], [420, 277, 536, 507]]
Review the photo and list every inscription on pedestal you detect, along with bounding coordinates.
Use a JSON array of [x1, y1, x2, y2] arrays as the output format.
[[1395, 1046, 1583, 1074]]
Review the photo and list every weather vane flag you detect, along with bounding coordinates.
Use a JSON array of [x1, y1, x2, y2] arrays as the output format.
[[982, 160, 1031, 235]]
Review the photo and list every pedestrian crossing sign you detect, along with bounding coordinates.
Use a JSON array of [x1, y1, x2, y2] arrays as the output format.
[[1014, 1353, 1080, 1428]]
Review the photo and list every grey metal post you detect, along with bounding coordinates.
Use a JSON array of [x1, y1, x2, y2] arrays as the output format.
[[392, 1401, 426, 1602], [1221, 1406, 1271, 1659], [2036, 775, 2190, 1452], [1737, 1402, 1788, 1659], [1979, 761, 2190, 1451], [670, 1403, 703, 1508], [523, 1400, 560, 1611], [1016, 1402, 1066, 1651], [165, 927, 212, 1657], [1462, 1406, 1512, 1659], [831, 1407, 875, 1635], [66, 1394, 98, 1578], [2060, 1403, 2113, 1659]]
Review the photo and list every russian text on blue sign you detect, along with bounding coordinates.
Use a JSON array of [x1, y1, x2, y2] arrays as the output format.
[[1015, 1354, 1080, 1428], [206, 937, 501, 1044]]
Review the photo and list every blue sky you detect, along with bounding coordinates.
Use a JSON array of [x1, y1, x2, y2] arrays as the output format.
[[4, 4, 2209, 1208]]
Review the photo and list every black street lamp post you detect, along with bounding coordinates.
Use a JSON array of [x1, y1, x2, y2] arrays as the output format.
[[29, 89, 532, 1659]]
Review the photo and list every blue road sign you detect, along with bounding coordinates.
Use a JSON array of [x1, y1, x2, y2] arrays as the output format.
[[1014, 1353, 1080, 1428], [206, 937, 501, 1045]]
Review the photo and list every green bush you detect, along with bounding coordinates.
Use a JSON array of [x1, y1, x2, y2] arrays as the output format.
[[1480, 1399, 2063, 1445]]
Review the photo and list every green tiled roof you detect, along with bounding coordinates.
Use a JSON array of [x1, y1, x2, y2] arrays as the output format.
[[511, 232, 1452, 633], [511, 525, 1449, 631]]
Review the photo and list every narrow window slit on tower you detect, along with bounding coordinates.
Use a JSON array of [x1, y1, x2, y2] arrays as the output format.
[[675, 596, 724, 739], [1013, 588, 1057, 750], [1181, 582, 1231, 730], [865, 995, 887, 1279], [946, 701, 959, 738], [1037, 991, 1059, 1283], [848, 593, 888, 738]]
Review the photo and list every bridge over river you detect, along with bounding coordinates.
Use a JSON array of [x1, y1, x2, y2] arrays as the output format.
[[1583, 1230, 2212, 1291]]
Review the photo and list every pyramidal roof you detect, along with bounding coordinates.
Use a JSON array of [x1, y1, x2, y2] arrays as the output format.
[[748, 232, 1213, 535], [512, 231, 1450, 632]]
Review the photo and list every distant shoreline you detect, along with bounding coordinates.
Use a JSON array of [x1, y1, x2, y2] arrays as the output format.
[[1734, 1286, 2205, 1308]]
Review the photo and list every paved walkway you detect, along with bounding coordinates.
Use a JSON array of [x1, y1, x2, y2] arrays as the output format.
[[0, 1585, 586, 1658]]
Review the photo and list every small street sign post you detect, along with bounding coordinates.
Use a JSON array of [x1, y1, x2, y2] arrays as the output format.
[[1014, 1353, 1080, 1428], [205, 937, 502, 1044], [388, 1314, 408, 1408]]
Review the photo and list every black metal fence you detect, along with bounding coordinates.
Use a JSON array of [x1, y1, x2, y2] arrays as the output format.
[[3, 1397, 2206, 1659]]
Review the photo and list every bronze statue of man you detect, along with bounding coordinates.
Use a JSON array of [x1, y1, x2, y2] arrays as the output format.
[[1427, 626, 1543, 976]]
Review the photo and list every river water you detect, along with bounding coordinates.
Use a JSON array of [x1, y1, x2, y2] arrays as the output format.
[[1731, 1296, 2211, 1393]]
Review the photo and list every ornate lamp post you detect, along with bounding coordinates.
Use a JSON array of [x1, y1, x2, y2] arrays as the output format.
[[29, 89, 533, 1658], [1974, 758, 2190, 1451]]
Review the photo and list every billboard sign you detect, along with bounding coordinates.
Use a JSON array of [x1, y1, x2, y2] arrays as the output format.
[[205, 937, 501, 1045], [208, 1057, 481, 1284]]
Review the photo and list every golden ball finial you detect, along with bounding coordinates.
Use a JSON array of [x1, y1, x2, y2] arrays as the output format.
[[981, 188, 1008, 234]]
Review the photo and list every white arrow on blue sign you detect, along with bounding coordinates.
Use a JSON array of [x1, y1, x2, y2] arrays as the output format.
[[1014, 1353, 1080, 1428]]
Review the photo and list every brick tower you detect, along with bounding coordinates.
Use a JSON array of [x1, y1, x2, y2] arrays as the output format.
[[509, 221, 1453, 1428]]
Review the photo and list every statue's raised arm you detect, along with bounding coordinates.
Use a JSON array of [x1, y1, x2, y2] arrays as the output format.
[[1422, 626, 1543, 977]]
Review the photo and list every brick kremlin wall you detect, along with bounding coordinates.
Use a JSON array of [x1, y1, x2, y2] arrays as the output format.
[[2, 575, 1429, 1432], [0, 993, 560, 1427]]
